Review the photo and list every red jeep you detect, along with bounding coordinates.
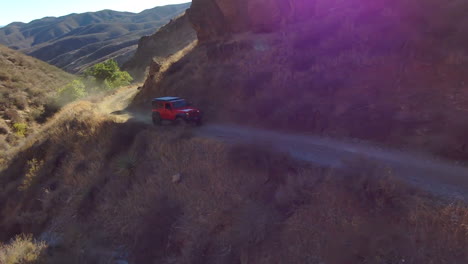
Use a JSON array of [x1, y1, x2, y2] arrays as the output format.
[[152, 97, 203, 126]]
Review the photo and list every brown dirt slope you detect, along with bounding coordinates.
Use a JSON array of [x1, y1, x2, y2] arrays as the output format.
[[122, 13, 197, 81], [133, 0, 468, 161], [0, 44, 74, 152]]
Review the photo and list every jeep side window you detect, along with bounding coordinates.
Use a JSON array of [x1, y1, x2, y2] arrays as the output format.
[[165, 103, 172, 110]]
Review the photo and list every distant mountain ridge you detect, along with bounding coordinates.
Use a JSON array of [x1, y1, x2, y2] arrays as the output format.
[[0, 3, 190, 73]]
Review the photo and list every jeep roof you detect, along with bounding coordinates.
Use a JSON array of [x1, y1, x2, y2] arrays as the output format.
[[153, 97, 181, 102]]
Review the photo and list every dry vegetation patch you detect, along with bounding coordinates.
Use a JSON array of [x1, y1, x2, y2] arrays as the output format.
[[0, 234, 48, 264], [0, 45, 74, 150], [0, 109, 466, 263]]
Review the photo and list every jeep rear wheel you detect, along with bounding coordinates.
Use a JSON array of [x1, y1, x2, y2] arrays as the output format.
[[152, 113, 161, 125]]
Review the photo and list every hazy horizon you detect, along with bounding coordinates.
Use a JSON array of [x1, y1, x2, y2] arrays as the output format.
[[0, 0, 191, 26]]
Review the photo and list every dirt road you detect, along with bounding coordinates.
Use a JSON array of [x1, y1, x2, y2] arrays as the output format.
[[103, 88, 468, 202], [97, 85, 140, 122], [194, 124, 468, 201]]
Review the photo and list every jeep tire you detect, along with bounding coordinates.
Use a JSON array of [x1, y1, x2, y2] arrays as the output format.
[[175, 117, 189, 127], [152, 113, 162, 125]]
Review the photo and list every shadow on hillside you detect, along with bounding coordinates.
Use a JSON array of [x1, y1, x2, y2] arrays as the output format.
[[0, 117, 150, 242]]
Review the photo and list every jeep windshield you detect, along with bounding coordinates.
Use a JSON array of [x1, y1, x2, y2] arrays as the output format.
[[172, 100, 188, 109]]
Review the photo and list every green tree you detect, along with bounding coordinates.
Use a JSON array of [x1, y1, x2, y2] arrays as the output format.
[[85, 59, 133, 89], [85, 59, 119, 82]]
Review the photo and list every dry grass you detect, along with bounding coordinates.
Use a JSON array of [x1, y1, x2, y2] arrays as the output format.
[[278, 167, 468, 264], [0, 96, 466, 263], [161, 41, 198, 73], [0, 109, 466, 263], [0, 44, 74, 150]]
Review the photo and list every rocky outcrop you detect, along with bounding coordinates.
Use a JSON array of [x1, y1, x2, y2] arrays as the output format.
[[122, 14, 197, 80], [135, 0, 468, 161], [187, 0, 316, 41], [147, 59, 162, 80]]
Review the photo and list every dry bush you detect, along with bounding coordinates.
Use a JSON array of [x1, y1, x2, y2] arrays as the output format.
[[3, 109, 22, 123], [0, 234, 48, 264], [0, 122, 9, 135], [12, 123, 27, 138], [10, 93, 28, 111]]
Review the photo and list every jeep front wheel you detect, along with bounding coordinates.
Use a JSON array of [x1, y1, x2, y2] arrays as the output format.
[[175, 117, 188, 127]]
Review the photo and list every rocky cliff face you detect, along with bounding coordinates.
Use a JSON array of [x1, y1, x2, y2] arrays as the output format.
[[187, 0, 315, 40], [122, 13, 196, 80], [135, 0, 468, 161]]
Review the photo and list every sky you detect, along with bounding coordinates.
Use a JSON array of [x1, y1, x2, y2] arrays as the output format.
[[0, 0, 191, 26]]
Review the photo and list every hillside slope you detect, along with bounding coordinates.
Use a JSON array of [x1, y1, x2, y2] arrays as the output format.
[[0, 1, 467, 263], [0, 87, 466, 264], [133, 0, 468, 161], [0, 44, 74, 152], [0, 3, 190, 73], [122, 13, 197, 81]]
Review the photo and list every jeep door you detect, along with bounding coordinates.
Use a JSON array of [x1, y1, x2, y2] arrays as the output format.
[[162, 103, 173, 120]]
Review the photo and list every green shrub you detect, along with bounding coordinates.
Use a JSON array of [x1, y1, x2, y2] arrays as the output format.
[[85, 59, 120, 82], [85, 59, 133, 89], [105, 70, 133, 89], [57, 79, 87, 104], [13, 123, 27, 137]]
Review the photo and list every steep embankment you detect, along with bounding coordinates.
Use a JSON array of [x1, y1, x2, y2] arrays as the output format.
[[0, 3, 190, 73], [0, 86, 467, 263], [0, 44, 74, 152], [133, 0, 468, 161], [122, 13, 197, 81]]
